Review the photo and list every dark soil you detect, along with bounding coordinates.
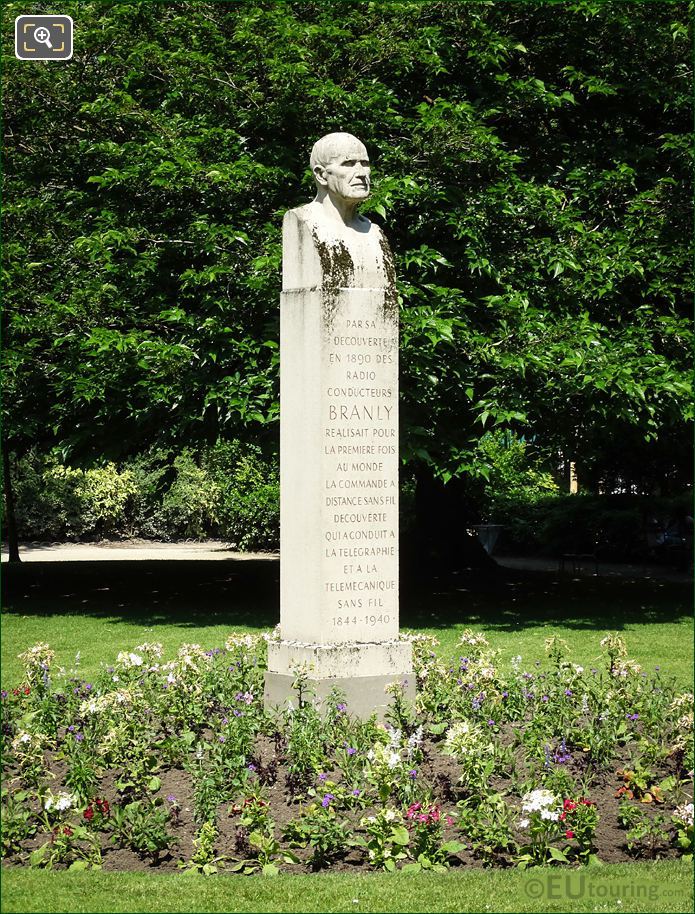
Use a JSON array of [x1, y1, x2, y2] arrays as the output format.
[[3, 733, 690, 875]]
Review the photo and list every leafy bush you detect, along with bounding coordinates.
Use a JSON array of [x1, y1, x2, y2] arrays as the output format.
[[159, 451, 220, 540], [206, 442, 279, 551], [9, 443, 280, 549], [13, 452, 136, 541], [489, 492, 691, 561]]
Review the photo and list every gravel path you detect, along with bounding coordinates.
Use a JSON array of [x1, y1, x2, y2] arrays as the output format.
[[0, 540, 277, 563]]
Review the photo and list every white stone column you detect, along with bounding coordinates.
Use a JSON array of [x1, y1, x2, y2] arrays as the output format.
[[264, 192, 413, 717]]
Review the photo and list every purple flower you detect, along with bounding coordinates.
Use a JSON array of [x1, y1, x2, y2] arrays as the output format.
[[68, 725, 75, 732], [248, 763, 257, 771], [352, 789, 361, 797], [74, 732, 84, 742], [336, 703, 347, 712], [541, 695, 549, 703], [321, 793, 334, 808], [167, 795, 177, 804], [221, 717, 228, 725], [409, 769, 417, 779], [218, 735, 226, 743], [347, 747, 356, 756], [553, 738, 571, 765], [564, 689, 573, 696], [487, 719, 496, 727], [626, 713, 639, 721], [501, 691, 508, 698], [85, 684, 92, 691], [318, 773, 328, 783], [0, 690, 6, 700]]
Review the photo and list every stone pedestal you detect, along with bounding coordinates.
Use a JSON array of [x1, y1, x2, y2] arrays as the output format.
[[264, 196, 413, 717]]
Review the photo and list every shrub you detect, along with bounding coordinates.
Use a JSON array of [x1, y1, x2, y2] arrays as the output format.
[[207, 442, 279, 551], [12, 451, 136, 541]]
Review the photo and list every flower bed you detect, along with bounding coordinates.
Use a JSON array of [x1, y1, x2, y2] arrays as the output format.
[[2, 631, 692, 875]]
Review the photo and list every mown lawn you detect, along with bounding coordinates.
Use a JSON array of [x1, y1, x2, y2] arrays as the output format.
[[2, 556, 692, 687], [1, 862, 693, 913]]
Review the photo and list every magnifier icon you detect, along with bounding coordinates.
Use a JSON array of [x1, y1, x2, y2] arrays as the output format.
[[33, 26, 53, 49]]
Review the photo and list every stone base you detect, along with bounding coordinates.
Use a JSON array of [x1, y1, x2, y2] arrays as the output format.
[[264, 671, 415, 721], [267, 638, 412, 679]]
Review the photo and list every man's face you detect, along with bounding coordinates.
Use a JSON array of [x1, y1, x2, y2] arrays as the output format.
[[318, 143, 371, 202]]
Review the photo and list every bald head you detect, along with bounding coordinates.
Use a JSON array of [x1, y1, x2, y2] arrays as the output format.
[[310, 132, 368, 174]]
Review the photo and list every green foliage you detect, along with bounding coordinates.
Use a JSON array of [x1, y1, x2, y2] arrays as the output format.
[[1, 0, 691, 497], [11, 443, 279, 547], [159, 451, 220, 540], [13, 452, 137, 541], [490, 492, 691, 558]]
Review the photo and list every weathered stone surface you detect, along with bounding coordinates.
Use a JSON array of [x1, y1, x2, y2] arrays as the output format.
[[266, 132, 413, 716]]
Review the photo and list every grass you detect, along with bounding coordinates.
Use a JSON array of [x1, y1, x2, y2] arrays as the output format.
[[2, 556, 692, 688], [1, 862, 693, 913]]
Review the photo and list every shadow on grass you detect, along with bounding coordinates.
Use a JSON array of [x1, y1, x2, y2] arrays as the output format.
[[1, 557, 691, 635]]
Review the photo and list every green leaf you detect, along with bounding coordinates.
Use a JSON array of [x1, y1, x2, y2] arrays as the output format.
[[549, 846, 569, 863], [261, 863, 279, 877], [401, 862, 421, 874], [441, 840, 466, 854], [147, 776, 161, 792], [391, 825, 410, 846]]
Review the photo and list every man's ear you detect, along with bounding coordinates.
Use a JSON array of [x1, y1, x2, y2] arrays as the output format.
[[313, 164, 328, 187]]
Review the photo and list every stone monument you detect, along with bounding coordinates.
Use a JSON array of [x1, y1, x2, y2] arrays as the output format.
[[264, 132, 414, 717]]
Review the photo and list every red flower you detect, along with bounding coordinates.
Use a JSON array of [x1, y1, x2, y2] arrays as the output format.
[[99, 799, 110, 815], [11, 689, 19, 697], [563, 799, 577, 812], [23, 687, 30, 695], [565, 829, 574, 839], [559, 812, 566, 821], [579, 797, 594, 806], [83, 806, 94, 821], [61, 826, 73, 837]]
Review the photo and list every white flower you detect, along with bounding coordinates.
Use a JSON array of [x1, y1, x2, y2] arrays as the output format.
[[44, 791, 75, 813], [388, 751, 401, 769], [112, 675, 120, 682], [521, 789, 558, 814], [407, 726, 424, 757], [519, 818, 529, 829], [19, 733, 31, 744], [166, 672, 176, 685], [387, 728, 402, 750], [384, 810, 396, 822], [540, 809, 560, 821], [674, 803, 694, 828]]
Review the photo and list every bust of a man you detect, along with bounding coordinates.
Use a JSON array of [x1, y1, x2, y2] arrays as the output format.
[[283, 132, 394, 292]]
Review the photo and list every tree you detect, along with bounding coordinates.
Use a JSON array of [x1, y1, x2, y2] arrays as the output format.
[[3, 1, 692, 562]]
